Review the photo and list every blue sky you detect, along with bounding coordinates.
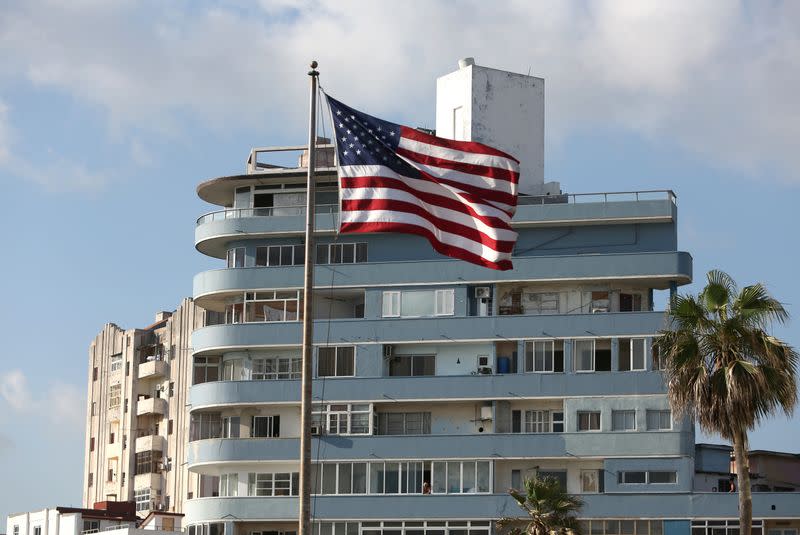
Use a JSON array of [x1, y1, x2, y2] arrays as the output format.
[[1, 0, 799, 522]]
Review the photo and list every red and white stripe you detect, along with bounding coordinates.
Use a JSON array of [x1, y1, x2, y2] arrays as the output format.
[[338, 126, 520, 270]]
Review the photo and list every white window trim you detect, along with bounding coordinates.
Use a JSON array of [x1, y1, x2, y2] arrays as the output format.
[[525, 339, 558, 373], [577, 411, 601, 432], [611, 410, 637, 432], [646, 409, 673, 431], [435, 289, 455, 316], [382, 291, 400, 318], [574, 339, 596, 373]]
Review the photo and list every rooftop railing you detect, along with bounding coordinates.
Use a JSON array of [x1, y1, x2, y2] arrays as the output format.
[[196, 204, 338, 226], [517, 189, 676, 205], [247, 144, 337, 174], [196, 190, 675, 226]]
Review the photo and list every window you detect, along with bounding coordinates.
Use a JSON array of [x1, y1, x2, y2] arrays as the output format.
[[169, 381, 174, 397], [524, 410, 554, 433], [524, 340, 565, 372], [241, 290, 302, 322], [388, 355, 435, 376], [252, 356, 301, 380], [435, 289, 455, 316], [251, 415, 280, 437], [135, 450, 161, 475], [222, 358, 246, 381], [619, 292, 643, 312], [314, 521, 491, 535], [193, 356, 220, 384], [226, 247, 245, 268], [108, 383, 121, 409], [382, 289, 455, 318], [646, 410, 672, 430], [83, 521, 100, 534], [619, 338, 646, 371], [91, 402, 96, 416], [693, 520, 762, 535], [382, 291, 400, 317], [255, 244, 304, 267], [134, 488, 150, 511], [318, 346, 355, 377], [317, 242, 367, 264], [222, 416, 240, 438], [219, 473, 238, 496], [313, 403, 372, 435], [93, 367, 98, 381], [618, 471, 646, 484], [110, 353, 123, 372], [168, 419, 174, 435], [13, 527, 19, 535], [376, 412, 432, 435], [648, 471, 677, 484], [524, 292, 560, 314], [612, 410, 636, 431], [574, 339, 611, 371], [652, 342, 666, 370], [190, 412, 222, 441], [248, 472, 299, 496], [618, 471, 677, 484], [90, 437, 95, 451], [34, 528, 42, 535], [581, 469, 602, 493], [578, 411, 601, 431]]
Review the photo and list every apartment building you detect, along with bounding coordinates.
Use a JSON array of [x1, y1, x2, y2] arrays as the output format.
[[181, 61, 800, 534], [83, 299, 219, 515]]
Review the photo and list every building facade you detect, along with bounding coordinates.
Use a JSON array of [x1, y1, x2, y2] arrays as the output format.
[[83, 299, 218, 515], [182, 61, 800, 535]]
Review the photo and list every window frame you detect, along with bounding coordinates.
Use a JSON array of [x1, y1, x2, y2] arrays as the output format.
[[317, 346, 356, 377], [612, 410, 637, 431], [577, 411, 601, 432], [110, 353, 123, 372], [108, 383, 121, 409], [226, 247, 246, 268], [646, 409, 672, 431], [574, 339, 596, 372]]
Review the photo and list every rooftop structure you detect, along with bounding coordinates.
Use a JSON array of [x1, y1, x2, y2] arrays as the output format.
[[5, 502, 182, 535]]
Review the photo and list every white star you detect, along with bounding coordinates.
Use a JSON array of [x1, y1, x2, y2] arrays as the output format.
[[344, 116, 349, 122], [346, 129, 351, 134], [356, 149, 361, 155], [343, 150, 349, 156], [341, 136, 347, 142], [338, 123, 344, 128], [350, 115, 355, 119], [349, 143, 354, 148], [354, 136, 359, 141], [336, 110, 341, 115], [368, 129, 373, 134], [377, 126, 382, 131], [389, 132, 395, 137]]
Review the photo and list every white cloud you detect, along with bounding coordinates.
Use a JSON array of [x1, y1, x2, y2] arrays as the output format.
[[0, 369, 85, 427], [0, 369, 33, 411], [0, 0, 798, 182]]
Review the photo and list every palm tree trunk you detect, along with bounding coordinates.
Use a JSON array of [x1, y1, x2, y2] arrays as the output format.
[[734, 430, 752, 535]]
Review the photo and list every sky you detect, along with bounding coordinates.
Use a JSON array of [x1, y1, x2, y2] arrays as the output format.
[[1, 0, 799, 523]]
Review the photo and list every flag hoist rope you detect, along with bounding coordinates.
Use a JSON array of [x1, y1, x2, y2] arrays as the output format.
[[299, 60, 319, 535]]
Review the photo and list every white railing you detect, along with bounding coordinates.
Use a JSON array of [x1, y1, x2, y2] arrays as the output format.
[[196, 204, 338, 225], [246, 144, 337, 174], [517, 189, 676, 205]]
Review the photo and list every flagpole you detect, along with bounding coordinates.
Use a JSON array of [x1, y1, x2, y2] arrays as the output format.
[[299, 59, 319, 535]]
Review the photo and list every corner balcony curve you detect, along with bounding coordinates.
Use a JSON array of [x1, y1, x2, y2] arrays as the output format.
[[136, 397, 168, 417]]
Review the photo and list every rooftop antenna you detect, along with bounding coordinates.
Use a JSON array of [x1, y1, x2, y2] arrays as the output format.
[[298, 59, 319, 535]]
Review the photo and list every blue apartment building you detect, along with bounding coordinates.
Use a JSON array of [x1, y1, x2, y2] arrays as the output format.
[[184, 62, 800, 535]]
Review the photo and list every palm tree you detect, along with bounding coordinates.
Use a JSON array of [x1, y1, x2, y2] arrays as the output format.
[[655, 270, 798, 535], [496, 476, 584, 535]]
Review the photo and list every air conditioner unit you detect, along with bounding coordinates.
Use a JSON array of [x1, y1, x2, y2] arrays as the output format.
[[310, 425, 323, 436], [383, 345, 393, 358], [478, 366, 493, 375], [591, 306, 609, 314], [478, 356, 489, 366], [480, 405, 493, 420], [474, 287, 491, 299]]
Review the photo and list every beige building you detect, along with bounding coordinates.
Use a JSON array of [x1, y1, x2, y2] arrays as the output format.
[[82, 298, 219, 514]]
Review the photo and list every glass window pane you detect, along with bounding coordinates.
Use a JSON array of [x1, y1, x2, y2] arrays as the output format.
[[352, 463, 367, 493], [447, 462, 460, 493], [338, 463, 352, 494], [433, 462, 446, 493], [401, 291, 435, 317], [356, 243, 368, 262], [462, 462, 476, 493]]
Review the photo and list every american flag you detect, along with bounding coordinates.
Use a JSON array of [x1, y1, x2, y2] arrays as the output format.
[[325, 95, 520, 270]]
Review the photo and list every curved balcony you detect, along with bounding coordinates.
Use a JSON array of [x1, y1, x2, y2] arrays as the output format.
[[195, 192, 677, 259], [187, 432, 692, 468], [192, 311, 667, 354], [189, 372, 668, 408], [193, 252, 692, 302], [183, 492, 799, 523]]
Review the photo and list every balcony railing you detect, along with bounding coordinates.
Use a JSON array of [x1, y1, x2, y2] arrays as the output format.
[[517, 189, 676, 205], [196, 204, 338, 226]]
